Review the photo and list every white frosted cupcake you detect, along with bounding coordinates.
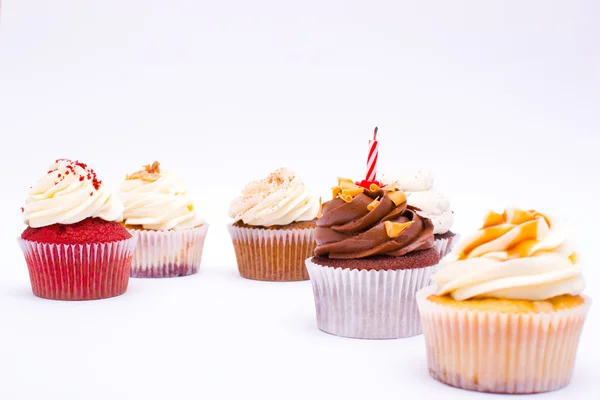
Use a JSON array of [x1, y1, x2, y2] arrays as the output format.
[[382, 170, 456, 257], [19, 159, 136, 300], [417, 207, 590, 394], [119, 161, 208, 278], [227, 168, 320, 281]]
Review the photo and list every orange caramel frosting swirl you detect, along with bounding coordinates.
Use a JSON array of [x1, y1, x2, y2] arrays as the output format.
[[314, 179, 436, 259], [433, 208, 584, 301]]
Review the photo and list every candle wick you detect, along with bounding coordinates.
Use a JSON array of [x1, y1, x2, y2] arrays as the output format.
[[373, 126, 378, 140]]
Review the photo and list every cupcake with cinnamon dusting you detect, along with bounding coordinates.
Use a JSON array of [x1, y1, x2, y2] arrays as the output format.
[[417, 207, 591, 393], [228, 168, 320, 281], [19, 159, 136, 300], [306, 178, 440, 339], [119, 161, 208, 278]]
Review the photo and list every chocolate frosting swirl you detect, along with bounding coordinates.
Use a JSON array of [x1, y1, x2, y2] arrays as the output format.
[[314, 189, 436, 259]]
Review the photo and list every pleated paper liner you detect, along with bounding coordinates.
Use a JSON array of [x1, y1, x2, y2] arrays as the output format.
[[417, 286, 591, 394], [305, 258, 437, 339], [19, 237, 137, 301], [434, 233, 459, 258], [127, 224, 209, 278], [227, 224, 316, 281]]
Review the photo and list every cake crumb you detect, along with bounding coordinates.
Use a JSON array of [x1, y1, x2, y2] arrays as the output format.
[[126, 161, 162, 181]]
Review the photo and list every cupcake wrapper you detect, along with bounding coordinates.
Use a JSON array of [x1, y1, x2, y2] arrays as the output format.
[[18, 237, 137, 301], [305, 258, 437, 339], [128, 225, 209, 278], [417, 286, 591, 394], [434, 233, 459, 258], [227, 224, 316, 281]]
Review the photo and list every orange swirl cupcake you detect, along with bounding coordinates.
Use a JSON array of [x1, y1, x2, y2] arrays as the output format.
[[417, 207, 590, 393]]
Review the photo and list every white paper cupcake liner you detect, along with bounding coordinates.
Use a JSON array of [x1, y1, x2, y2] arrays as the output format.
[[305, 258, 437, 339], [228, 224, 316, 281], [19, 237, 137, 300], [417, 286, 591, 393], [434, 233, 460, 258], [128, 225, 209, 278]]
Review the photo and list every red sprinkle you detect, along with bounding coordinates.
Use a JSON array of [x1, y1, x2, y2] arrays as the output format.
[[55, 159, 102, 191], [20, 207, 24, 213], [90, 192, 93, 196]]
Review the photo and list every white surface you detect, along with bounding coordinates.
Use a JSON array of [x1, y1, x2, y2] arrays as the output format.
[[0, 1, 599, 399]]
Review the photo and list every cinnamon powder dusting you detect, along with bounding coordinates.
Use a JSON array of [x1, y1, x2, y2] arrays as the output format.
[[266, 168, 293, 186]]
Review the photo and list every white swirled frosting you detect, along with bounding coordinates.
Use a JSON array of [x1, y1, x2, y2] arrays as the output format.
[[119, 162, 203, 231], [23, 159, 124, 228], [432, 208, 584, 301], [229, 168, 320, 226], [382, 171, 453, 234]]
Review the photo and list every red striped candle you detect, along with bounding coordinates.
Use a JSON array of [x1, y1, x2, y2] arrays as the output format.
[[366, 127, 379, 181]]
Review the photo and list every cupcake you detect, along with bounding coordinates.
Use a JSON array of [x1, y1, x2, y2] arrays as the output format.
[[228, 168, 320, 281], [382, 170, 456, 257], [417, 207, 590, 393], [119, 161, 208, 278], [306, 178, 441, 339], [19, 159, 136, 300]]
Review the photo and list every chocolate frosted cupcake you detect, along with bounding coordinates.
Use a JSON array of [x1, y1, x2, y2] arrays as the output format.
[[119, 162, 208, 278], [306, 178, 440, 339], [19, 159, 136, 300], [228, 168, 320, 281], [382, 170, 457, 257]]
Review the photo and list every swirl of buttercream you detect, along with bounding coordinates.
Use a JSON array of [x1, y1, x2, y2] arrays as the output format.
[[432, 208, 584, 301], [382, 170, 454, 234], [229, 168, 320, 226], [23, 159, 124, 228], [119, 162, 203, 230]]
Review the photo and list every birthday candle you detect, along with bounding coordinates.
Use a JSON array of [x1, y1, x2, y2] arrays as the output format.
[[366, 127, 378, 182]]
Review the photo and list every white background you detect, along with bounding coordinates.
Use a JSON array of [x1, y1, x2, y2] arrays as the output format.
[[1, 1, 599, 399]]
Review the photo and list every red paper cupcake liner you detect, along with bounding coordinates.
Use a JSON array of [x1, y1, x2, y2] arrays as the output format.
[[18, 237, 137, 301]]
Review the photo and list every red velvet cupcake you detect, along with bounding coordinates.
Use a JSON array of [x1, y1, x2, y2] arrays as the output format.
[[18, 159, 136, 300]]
